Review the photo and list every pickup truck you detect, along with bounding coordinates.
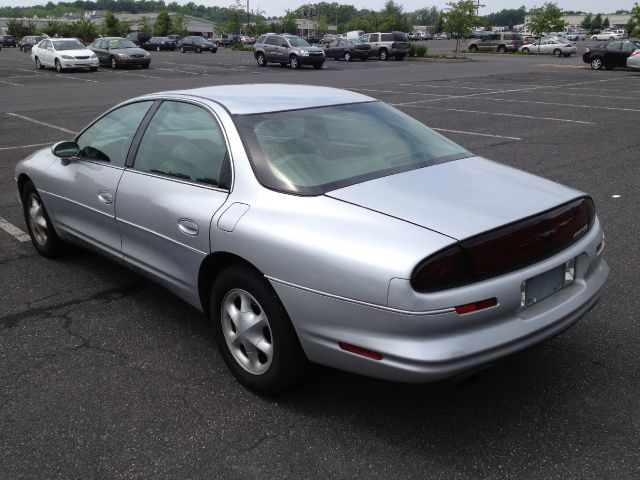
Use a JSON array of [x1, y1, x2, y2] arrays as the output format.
[[214, 34, 240, 47]]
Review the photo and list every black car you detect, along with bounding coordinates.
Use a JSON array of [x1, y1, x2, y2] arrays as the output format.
[[582, 40, 640, 70], [167, 34, 182, 43], [323, 38, 370, 61], [1, 35, 17, 47], [18, 36, 45, 52], [126, 31, 152, 46], [141, 36, 176, 51], [88, 37, 151, 69], [179, 36, 217, 53]]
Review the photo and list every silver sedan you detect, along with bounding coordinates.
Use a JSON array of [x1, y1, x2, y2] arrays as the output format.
[[15, 85, 609, 394], [520, 37, 577, 57], [627, 49, 640, 70]]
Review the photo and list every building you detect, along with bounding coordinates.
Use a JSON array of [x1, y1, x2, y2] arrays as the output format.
[[523, 13, 632, 30]]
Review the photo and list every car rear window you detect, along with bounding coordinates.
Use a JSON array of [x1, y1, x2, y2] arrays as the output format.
[[234, 102, 471, 196]]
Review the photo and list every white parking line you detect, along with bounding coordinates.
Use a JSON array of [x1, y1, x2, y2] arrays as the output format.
[[0, 142, 52, 151], [101, 69, 163, 80], [432, 128, 521, 140], [16, 68, 98, 83], [6, 113, 77, 134], [0, 217, 31, 242], [398, 104, 596, 124], [478, 97, 640, 112], [0, 79, 24, 86]]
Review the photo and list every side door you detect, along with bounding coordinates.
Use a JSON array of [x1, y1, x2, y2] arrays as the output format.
[[264, 35, 279, 61], [42, 100, 154, 256], [369, 33, 380, 52], [605, 41, 622, 66], [39, 40, 52, 66], [325, 39, 340, 58], [115, 100, 231, 307]]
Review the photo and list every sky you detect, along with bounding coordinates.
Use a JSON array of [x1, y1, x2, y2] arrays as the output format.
[[0, 0, 633, 18]]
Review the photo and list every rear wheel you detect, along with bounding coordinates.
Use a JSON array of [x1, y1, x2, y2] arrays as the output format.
[[180, 46, 185, 53], [379, 49, 389, 60], [395, 54, 405, 61], [156, 45, 161, 52], [553, 48, 562, 57], [195, 46, 201, 53], [210, 264, 311, 395], [469, 44, 478, 52], [35, 57, 44, 70], [590, 56, 603, 70], [89, 66, 98, 72], [22, 181, 63, 258], [110, 56, 118, 69], [563, 53, 571, 57], [497, 45, 506, 53], [344, 52, 352, 62], [521, 47, 529, 53], [289, 55, 299, 69], [605, 65, 615, 70], [256, 52, 266, 66]]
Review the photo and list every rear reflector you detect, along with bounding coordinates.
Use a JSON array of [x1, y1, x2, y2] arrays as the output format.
[[339, 342, 383, 360], [455, 297, 498, 315]]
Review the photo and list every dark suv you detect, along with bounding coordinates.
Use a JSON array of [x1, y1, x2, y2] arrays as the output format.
[[254, 34, 325, 69], [1, 35, 17, 47], [179, 36, 217, 53], [469, 32, 523, 52], [18, 35, 45, 52]]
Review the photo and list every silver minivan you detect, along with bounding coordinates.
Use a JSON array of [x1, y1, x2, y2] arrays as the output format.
[[469, 32, 523, 53]]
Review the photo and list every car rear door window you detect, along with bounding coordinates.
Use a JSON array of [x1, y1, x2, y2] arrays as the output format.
[[265, 36, 279, 45], [381, 34, 393, 41], [133, 101, 229, 187], [76, 101, 153, 166]]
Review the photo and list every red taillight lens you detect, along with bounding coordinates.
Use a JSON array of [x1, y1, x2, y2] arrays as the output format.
[[455, 297, 498, 315], [391, 42, 397, 48], [411, 245, 473, 293], [411, 198, 595, 293], [631, 50, 640, 57]]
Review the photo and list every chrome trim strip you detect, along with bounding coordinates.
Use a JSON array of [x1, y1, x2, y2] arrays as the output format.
[[265, 276, 454, 316], [122, 169, 229, 193], [40, 189, 113, 218], [117, 217, 208, 255]]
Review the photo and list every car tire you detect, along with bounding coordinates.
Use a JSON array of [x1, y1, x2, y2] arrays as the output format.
[[395, 54, 405, 61], [35, 57, 44, 70], [142, 64, 149, 69], [196, 46, 201, 53], [497, 45, 506, 53], [289, 55, 299, 69], [610, 37, 614, 40], [210, 264, 311, 395], [563, 53, 571, 57], [592, 36, 598, 40], [521, 47, 529, 53], [89, 66, 98, 72], [156, 46, 161, 52], [553, 48, 561, 57], [180, 46, 185, 53], [22, 181, 63, 258], [379, 49, 389, 60], [313, 63, 322, 69], [110, 56, 118, 69], [605, 65, 615, 70], [55, 59, 63, 73], [469, 44, 478, 52], [256, 52, 266, 66], [344, 52, 352, 62], [590, 57, 603, 70]]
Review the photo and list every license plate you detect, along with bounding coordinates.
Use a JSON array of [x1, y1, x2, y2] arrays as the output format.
[[521, 264, 567, 309]]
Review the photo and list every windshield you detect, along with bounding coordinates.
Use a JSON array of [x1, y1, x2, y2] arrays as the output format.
[[108, 39, 137, 49], [234, 102, 471, 195], [53, 40, 85, 51], [287, 36, 310, 47]]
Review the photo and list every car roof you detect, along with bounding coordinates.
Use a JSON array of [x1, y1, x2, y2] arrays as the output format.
[[154, 84, 375, 115]]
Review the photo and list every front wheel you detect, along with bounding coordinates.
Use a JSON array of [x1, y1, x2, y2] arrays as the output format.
[[180, 46, 185, 53], [289, 55, 299, 69], [22, 181, 63, 258], [313, 63, 323, 69], [256, 52, 266, 66], [591, 36, 598, 40], [379, 49, 388, 60], [195, 46, 201, 53], [553, 48, 562, 57], [469, 44, 478, 52], [521, 47, 529, 53], [590, 57, 603, 70], [210, 265, 311, 395], [89, 66, 98, 72], [344, 52, 352, 62], [110, 56, 118, 69], [156, 45, 160, 52], [55, 59, 63, 73], [497, 45, 506, 53]]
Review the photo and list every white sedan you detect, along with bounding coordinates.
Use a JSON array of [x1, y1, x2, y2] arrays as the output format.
[[31, 38, 99, 72], [591, 31, 624, 41], [519, 37, 577, 57]]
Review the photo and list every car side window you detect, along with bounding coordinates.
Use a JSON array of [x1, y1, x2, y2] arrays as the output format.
[[623, 42, 636, 52], [76, 101, 153, 167], [491, 34, 500, 41], [133, 101, 229, 188], [607, 42, 622, 50], [91, 39, 100, 48], [370, 34, 379, 42], [265, 36, 278, 45]]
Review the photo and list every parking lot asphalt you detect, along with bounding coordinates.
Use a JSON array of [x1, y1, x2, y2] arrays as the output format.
[[1, 46, 639, 479]]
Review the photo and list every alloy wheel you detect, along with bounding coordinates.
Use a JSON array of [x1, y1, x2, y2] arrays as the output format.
[[27, 194, 48, 247]]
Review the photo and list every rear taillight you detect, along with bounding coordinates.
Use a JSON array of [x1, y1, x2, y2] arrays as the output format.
[[391, 42, 397, 48], [411, 245, 473, 292], [631, 50, 640, 57]]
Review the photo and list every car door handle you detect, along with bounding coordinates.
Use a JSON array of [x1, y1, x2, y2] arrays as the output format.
[[178, 218, 199, 236], [97, 190, 113, 204]]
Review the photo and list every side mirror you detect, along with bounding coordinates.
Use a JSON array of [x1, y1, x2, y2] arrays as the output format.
[[52, 141, 79, 158]]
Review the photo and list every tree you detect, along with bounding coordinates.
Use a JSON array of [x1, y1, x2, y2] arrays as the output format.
[[581, 13, 592, 30], [378, 1, 409, 32], [170, 12, 188, 35], [102, 12, 128, 36], [225, 1, 244, 34], [602, 17, 610, 29], [413, 6, 441, 27], [317, 15, 329, 34], [444, 0, 481, 54], [6, 19, 37, 38], [484, 6, 527, 27], [281, 10, 297, 34], [138, 15, 153, 34], [527, 2, 565, 54], [434, 14, 445, 33], [627, 3, 640, 37], [592, 13, 603, 30], [153, 11, 172, 36]]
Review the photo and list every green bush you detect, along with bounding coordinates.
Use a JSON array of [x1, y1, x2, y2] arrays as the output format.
[[409, 43, 417, 57], [415, 44, 427, 57]]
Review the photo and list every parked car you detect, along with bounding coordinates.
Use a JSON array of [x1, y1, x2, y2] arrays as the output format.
[[214, 34, 239, 47], [469, 32, 523, 52], [421, 32, 434, 40], [519, 37, 577, 57], [88, 37, 151, 69], [14, 84, 608, 394], [323, 38, 370, 61], [1, 34, 17, 47], [590, 31, 624, 41], [254, 34, 325, 69], [31, 37, 98, 72], [241, 35, 256, 45], [126, 31, 151, 46], [18, 35, 45, 52], [582, 40, 640, 70], [167, 34, 183, 43], [433, 32, 451, 40], [627, 49, 640, 70], [179, 36, 218, 53], [141, 36, 177, 51], [360, 31, 410, 60]]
